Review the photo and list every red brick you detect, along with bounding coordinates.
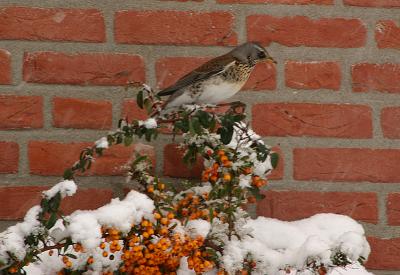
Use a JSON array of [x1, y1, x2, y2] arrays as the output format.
[[218, 0, 332, 4], [0, 142, 18, 174], [53, 97, 112, 129], [381, 107, 400, 139], [252, 103, 372, 138], [156, 57, 276, 91], [344, 0, 400, 7], [0, 7, 105, 42], [23, 52, 145, 86], [115, 10, 237, 46], [366, 237, 400, 269], [0, 186, 113, 220], [247, 15, 366, 48], [0, 49, 11, 84], [121, 99, 148, 122], [387, 193, 400, 225], [244, 62, 276, 90], [294, 148, 400, 183], [352, 63, 400, 93], [29, 141, 155, 176], [257, 190, 378, 223], [285, 61, 341, 90], [0, 95, 43, 129], [163, 144, 203, 178], [376, 20, 400, 49]]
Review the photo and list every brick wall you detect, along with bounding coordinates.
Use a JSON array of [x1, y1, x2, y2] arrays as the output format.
[[0, 0, 399, 272]]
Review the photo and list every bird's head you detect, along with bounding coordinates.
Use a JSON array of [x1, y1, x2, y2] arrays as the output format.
[[231, 42, 276, 66]]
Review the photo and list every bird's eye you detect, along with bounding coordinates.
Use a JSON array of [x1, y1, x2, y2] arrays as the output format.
[[258, 51, 266, 59]]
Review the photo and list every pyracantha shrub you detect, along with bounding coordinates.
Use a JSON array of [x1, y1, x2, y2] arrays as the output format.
[[0, 85, 371, 275]]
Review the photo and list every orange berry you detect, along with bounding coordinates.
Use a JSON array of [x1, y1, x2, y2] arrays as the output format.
[[102, 251, 108, 257], [167, 212, 175, 219], [141, 220, 149, 227], [217, 150, 225, 156], [147, 186, 154, 193], [154, 212, 162, 219], [223, 173, 231, 182], [158, 183, 165, 190], [212, 163, 219, 170], [8, 267, 18, 273], [99, 242, 106, 249], [220, 155, 228, 162], [160, 227, 168, 235], [87, 256, 94, 264], [65, 261, 72, 268], [143, 232, 150, 238], [160, 218, 169, 225], [210, 175, 218, 182], [109, 229, 119, 235]]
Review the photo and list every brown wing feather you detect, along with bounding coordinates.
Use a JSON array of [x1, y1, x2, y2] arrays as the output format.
[[157, 54, 236, 96]]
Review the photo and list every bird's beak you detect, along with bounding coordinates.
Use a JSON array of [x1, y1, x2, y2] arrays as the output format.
[[266, 57, 277, 64]]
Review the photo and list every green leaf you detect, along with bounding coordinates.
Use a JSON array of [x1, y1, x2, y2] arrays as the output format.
[[270, 152, 279, 169], [137, 90, 144, 109], [144, 98, 153, 114], [65, 253, 77, 259], [63, 168, 73, 180], [124, 136, 133, 146], [46, 213, 58, 229], [218, 126, 233, 144], [189, 117, 202, 135]]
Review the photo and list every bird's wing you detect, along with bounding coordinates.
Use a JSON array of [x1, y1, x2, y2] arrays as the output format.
[[157, 54, 236, 97]]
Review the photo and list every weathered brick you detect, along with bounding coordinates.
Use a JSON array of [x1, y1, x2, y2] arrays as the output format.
[[28, 141, 155, 176], [252, 103, 372, 138], [23, 52, 145, 86], [218, 0, 332, 4], [376, 20, 400, 49], [0, 95, 43, 129], [294, 148, 400, 182], [0, 186, 113, 220], [247, 15, 366, 48], [121, 99, 148, 121], [53, 97, 112, 129], [285, 61, 341, 90], [163, 144, 203, 178], [0, 142, 18, 174], [156, 57, 276, 91], [352, 63, 400, 93], [257, 190, 378, 223], [115, 10, 237, 46], [366, 237, 400, 270], [0, 7, 105, 42], [381, 107, 400, 139], [0, 49, 11, 84], [387, 193, 400, 225], [344, 0, 400, 7]]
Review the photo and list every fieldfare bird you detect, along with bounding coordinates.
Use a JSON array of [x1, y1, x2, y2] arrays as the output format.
[[157, 42, 276, 111]]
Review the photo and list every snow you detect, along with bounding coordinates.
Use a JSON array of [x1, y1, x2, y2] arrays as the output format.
[[0, 206, 42, 261], [221, 213, 370, 275], [95, 137, 109, 149], [66, 190, 154, 249], [143, 118, 158, 129], [185, 219, 211, 239], [43, 180, 77, 199]]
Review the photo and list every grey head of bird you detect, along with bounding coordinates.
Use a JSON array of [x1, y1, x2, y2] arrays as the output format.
[[229, 42, 276, 67]]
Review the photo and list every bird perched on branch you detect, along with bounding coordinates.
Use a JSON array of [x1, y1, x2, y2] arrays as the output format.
[[157, 42, 276, 111]]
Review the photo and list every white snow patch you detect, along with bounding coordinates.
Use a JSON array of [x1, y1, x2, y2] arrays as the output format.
[[95, 137, 109, 149], [185, 219, 211, 239], [43, 180, 77, 199], [143, 118, 157, 129]]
